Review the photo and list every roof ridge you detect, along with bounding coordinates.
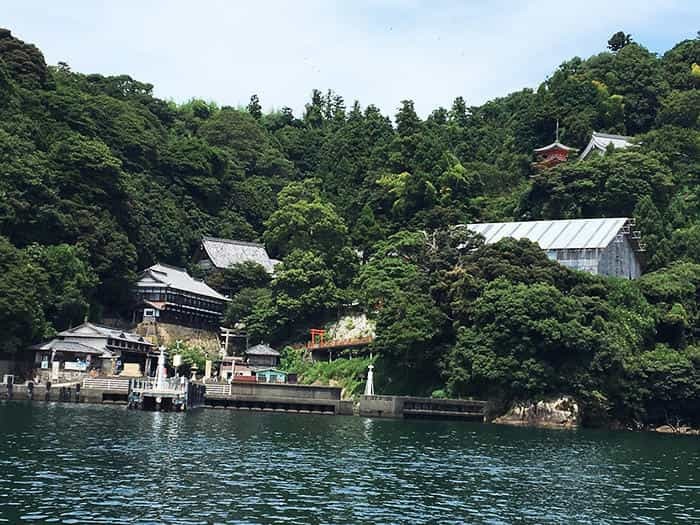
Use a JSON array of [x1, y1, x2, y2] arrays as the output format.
[[468, 217, 630, 227], [592, 131, 633, 140], [534, 141, 577, 152], [202, 236, 265, 248], [152, 262, 189, 272]]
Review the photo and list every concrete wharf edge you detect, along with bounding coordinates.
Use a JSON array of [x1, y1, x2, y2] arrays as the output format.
[[0, 384, 486, 421]]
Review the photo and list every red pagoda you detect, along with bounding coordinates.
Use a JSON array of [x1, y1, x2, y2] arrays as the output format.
[[532, 122, 576, 170]]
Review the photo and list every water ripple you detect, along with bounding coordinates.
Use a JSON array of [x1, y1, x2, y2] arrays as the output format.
[[0, 401, 698, 524]]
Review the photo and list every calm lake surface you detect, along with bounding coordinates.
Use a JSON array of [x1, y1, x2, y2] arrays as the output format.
[[0, 401, 698, 524]]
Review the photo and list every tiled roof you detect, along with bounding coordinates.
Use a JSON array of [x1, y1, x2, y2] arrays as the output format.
[[137, 263, 228, 301], [29, 339, 110, 356], [467, 218, 630, 250], [201, 237, 280, 273], [56, 322, 153, 346], [580, 131, 634, 160], [245, 343, 280, 356], [534, 141, 577, 153]]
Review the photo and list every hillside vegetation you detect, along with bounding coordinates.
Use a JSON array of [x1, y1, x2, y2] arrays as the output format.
[[1, 29, 699, 426]]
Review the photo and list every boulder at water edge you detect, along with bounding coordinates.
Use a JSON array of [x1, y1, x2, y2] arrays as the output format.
[[493, 397, 580, 429]]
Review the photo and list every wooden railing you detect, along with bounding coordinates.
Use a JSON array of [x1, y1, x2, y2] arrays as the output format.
[[131, 377, 186, 395], [82, 378, 130, 392], [205, 383, 227, 395], [300, 336, 374, 350]]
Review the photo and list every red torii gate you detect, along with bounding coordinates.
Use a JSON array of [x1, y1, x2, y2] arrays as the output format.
[[309, 328, 326, 346]]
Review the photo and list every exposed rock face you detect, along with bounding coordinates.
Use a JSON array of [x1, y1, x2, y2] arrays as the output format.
[[135, 321, 220, 355], [493, 397, 580, 429], [325, 314, 375, 340]]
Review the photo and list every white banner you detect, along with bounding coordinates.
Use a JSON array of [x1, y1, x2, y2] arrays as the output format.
[[64, 362, 87, 371]]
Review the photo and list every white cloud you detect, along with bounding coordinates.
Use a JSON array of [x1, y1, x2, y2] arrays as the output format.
[[3, 0, 698, 118]]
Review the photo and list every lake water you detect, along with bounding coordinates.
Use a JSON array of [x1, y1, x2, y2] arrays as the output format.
[[0, 401, 698, 524]]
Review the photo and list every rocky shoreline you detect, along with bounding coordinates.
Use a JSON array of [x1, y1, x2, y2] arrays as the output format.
[[490, 396, 699, 436], [490, 397, 580, 429]]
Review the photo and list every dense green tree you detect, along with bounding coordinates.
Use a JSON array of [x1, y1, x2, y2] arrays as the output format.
[[207, 261, 271, 296], [0, 28, 48, 87], [522, 150, 674, 219], [247, 94, 262, 119], [24, 243, 98, 330], [608, 31, 633, 52], [263, 180, 350, 263], [446, 278, 598, 400], [0, 236, 50, 353]]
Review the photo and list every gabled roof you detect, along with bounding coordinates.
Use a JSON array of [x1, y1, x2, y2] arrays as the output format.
[[137, 263, 228, 301], [252, 368, 287, 374], [534, 141, 577, 153], [245, 343, 280, 356], [200, 237, 280, 273], [467, 218, 630, 250], [57, 322, 153, 346], [579, 131, 634, 160], [29, 339, 112, 357]]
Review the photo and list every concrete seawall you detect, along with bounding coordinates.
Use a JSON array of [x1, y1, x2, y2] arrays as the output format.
[[0, 382, 354, 415], [0, 384, 127, 404], [205, 382, 354, 415], [359, 395, 486, 421], [1, 385, 486, 421]]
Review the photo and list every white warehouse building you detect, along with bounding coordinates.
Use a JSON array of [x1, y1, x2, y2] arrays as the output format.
[[467, 217, 644, 279]]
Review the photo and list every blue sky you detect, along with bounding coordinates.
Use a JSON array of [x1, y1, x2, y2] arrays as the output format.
[[3, 1, 699, 118]]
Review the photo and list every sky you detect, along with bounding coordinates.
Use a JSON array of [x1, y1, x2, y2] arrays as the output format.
[[3, 1, 699, 118]]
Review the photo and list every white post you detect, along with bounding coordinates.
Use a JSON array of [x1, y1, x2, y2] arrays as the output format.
[[50, 349, 58, 381], [364, 364, 375, 396], [155, 346, 166, 391]]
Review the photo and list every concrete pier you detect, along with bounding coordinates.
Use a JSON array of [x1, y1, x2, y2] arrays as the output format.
[[128, 377, 204, 411], [204, 382, 354, 415], [1, 383, 487, 422], [359, 395, 486, 421]]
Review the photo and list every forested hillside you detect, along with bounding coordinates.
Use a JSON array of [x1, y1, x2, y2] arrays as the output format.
[[1, 28, 699, 426]]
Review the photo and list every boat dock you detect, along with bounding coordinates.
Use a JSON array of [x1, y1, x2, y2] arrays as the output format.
[[128, 377, 205, 411]]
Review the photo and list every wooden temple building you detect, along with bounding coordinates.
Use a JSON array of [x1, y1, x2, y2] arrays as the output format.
[[28, 322, 155, 382], [579, 131, 634, 160], [532, 122, 576, 170], [133, 263, 229, 329], [533, 127, 634, 170], [533, 140, 577, 169]]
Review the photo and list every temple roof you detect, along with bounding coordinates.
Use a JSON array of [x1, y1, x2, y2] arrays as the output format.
[[245, 343, 280, 356], [29, 339, 111, 356], [579, 131, 634, 160], [137, 263, 229, 301], [201, 237, 280, 273], [56, 322, 153, 346], [467, 217, 631, 250], [533, 141, 577, 153]]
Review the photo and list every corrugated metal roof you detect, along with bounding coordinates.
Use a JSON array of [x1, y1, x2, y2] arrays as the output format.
[[137, 264, 229, 301], [467, 218, 629, 250], [201, 237, 279, 273]]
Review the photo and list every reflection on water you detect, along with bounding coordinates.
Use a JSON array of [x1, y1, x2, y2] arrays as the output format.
[[0, 401, 698, 524]]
